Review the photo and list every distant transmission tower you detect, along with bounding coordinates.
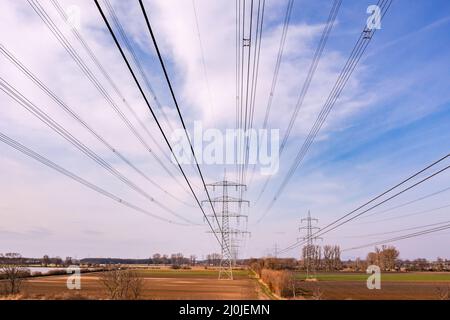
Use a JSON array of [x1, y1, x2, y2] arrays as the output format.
[[273, 243, 279, 258], [203, 171, 249, 280], [299, 211, 322, 279]]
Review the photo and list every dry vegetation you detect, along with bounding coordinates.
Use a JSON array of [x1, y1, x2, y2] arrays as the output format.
[[257, 269, 299, 298], [0, 253, 30, 295], [99, 268, 143, 300], [0, 267, 262, 300]]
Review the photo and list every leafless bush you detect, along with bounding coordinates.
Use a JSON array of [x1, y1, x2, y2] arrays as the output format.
[[0, 253, 30, 295], [99, 267, 144, 300], [260, 269, 295, 298]]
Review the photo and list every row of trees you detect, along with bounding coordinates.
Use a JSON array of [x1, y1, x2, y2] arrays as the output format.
[[151, 253, 197, 266], [300, 244, 342, 272], [0, 254, 76, 267], [323, 245, 342, 271], [42, 255, 75, 267]]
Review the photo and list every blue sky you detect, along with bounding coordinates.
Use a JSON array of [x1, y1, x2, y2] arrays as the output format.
[[0, 0, 449, 260]]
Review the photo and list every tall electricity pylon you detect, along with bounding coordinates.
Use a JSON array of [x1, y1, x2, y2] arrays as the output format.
[[203, 172, 249, 280], [299, 211, 322, 279]]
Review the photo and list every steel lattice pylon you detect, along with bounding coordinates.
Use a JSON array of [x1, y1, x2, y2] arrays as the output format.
[[299, 211, 322, 279], [203, 172, 249, 280]]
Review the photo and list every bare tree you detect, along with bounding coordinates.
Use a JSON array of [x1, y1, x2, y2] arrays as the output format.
[[366, 252, 378, 266], [42, 254, 50, 267], [367, 246, 399, 271], [323, 245, 333, 271], [332, 245, 342, 270], [0, 253, 30, 295], [127, 271, 144, 299], [381, 245, 399, 270], [152, 253, 161, 264], [99, 267, 144, 300], [64, 256, 73, 266]]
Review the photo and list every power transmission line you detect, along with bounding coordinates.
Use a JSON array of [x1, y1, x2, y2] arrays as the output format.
[[50, 0, 178, 173], [241, 0, 265, 196], [102, 0, 174, 133], [279, 0, 342, 155], [94, 0, 228, 255], [191, 0, 216, 124], [0, 132, 187, 226], [259, 0, 293, 132], [27, 0, 190, 196], [235, 0, 242, 182], [137, 0, 231, 254], [277, 153, 450, 254], [299, 211, 322, 278], [280, 162, 450, 254], [361, 185, 450, 219], [362, 203, 450, 225], [238, 0, 254, 189], [342, 222, 450, 252], [0, 44, 196, 210], [0, 77, 197, 225], [252, 0, 341, 193], [343, 219, 450, 239], [253, 0, 341, 197], [202, 173, 249, 279], [256, 0, 393, 222]]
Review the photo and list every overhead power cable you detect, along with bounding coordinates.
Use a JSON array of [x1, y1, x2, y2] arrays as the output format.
[[252, 0, 341, 192], [342, 222, 450, 252], [191, 0, 216, 124], [362, 203, 450, 225], [27, 0, 190, 196], [277, 153, 450, 254], [256, 0, 393, 222], [49, 0, 184, 185], [137, 0, 229, 249], [102, 0, 174, 133], [0, 44, 196, 209], [259, 0, 293, 132], [241, 0, 265, 195], [361, 185, 450, 219], [0, 132, 186, 226], [94, 0, 227, 254], [343, 219, 450, 239], [0, 77, 197, 225]]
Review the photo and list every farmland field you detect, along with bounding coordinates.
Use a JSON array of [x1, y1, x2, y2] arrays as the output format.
[[3, 269, 450, 300], [295, 272, 450, 300], [16, 267, 267, 300]]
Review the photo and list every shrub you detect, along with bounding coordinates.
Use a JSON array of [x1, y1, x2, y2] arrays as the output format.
[[260, 269, 295, 298], [99, 269, 144, 300]]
